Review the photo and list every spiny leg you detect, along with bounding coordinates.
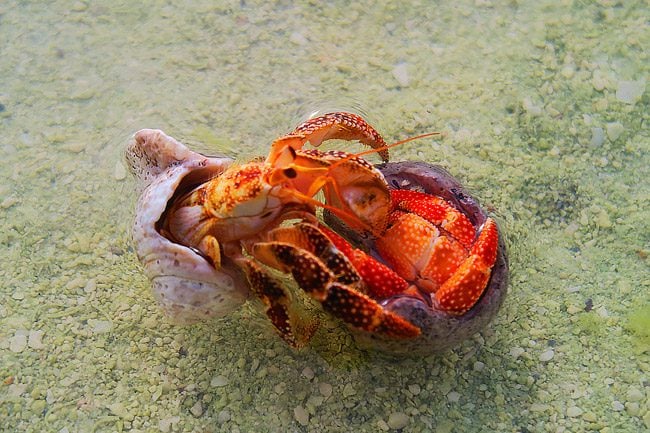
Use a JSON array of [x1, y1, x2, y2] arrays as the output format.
[[240, 259, 318, 348], [252, 239, 420, 338], [265, 222, 361, 286], [317, 225, 412, 299]]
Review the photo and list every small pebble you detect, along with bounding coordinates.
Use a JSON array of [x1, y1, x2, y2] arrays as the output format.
[[190, 401, 203, 417], [342, 383, 356, 397], [605, 122, 624, 141], [377, 419, 390, 431], [319, 383, 333, 398], [387, 412, 410, 430], [9, 334, 27, 353], [510, 347, 525, 359], [92, 320, 112, 334], [611, 400, 624, 411], [301, 367, 314, 380], [596, 306, 609, 317], [616, 78, 646, 104], [560, 65, 575, 79], [71, 1, 88, 12], [0, 196, 18, 209], [408, 384, 421, 395], [392, 63, 410, 87], [626, 402, 640, 416], [108, 402, 134, 420], [473, 361, 485, 371], [522, 98, 543, 116], [626, 387, 644, 402], [211, 375, 229, 387], [567, 406, 583, 417], [447, 391, 460, 403], [28, 330, 45, 349], [217, 409, 230, 424], [159, 416, 180, 432], [590, 127, 605, 146], [539, 349, 554, 362], [289, 31, 308, 45], [114, 161, 127, 181], [65, 142, 86, 153], [294, 406, 309, 426], [582, 411, 598, 422], [530, 403, 549, 412], [591, 71, 607, 91]]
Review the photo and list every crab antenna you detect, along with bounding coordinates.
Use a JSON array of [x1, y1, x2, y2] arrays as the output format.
[[331, 131, 444, 169]]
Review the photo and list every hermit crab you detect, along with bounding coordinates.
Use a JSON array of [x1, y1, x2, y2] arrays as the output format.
[[125, 112, 508, 354]]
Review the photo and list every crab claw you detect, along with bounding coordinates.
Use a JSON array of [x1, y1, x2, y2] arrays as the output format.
[[252, 223, 420, 338], [435, 218, 499, 314]]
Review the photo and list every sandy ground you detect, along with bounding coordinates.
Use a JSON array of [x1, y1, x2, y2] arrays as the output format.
[[0, 1, 648, 432]]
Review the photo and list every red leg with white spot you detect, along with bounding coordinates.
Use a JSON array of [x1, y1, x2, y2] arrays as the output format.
[[250, 223, 420, 339], [434, 218, 499, 314], [376, 189, 500, 315], [390, 189, 476, 249], [317, 225, 411, 299]]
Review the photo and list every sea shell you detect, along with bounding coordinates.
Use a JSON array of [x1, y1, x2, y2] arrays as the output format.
[[125, 129, 249, 324]]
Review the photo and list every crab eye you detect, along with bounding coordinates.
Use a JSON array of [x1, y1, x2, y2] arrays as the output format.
[[283, 167, 297, 179]]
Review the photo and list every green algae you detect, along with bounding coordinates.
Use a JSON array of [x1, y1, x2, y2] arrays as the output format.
[[625, 306, 650, 354]]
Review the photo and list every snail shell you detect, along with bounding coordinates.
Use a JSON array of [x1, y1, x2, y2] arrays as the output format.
[[125, 129, 249, 324]]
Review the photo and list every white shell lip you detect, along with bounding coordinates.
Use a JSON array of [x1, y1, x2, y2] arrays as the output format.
[[126, 129, 250, 324]]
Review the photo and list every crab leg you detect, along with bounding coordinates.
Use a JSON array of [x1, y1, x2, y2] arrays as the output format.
[[435, 218, 499, 314], [267, 112, 389, 166], [377, 189, 500, 314], [240, 258, 318, 347], [390, 189, 476, 248], [316, 225, 411, 300], [251, 223, 420, 338]]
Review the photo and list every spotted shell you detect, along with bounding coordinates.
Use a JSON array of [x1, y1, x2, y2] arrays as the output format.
[[325, 161, 509, 354], [125, 129, 249, 324]]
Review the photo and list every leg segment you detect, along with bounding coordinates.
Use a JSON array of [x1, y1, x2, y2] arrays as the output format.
[[290, 112, 389, 162], [240, 259, 318, 347], [434, 218, 499, 314], [251, 223, 420, 338]]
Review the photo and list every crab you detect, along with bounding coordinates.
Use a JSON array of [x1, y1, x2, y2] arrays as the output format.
[[125, 112, 507, 352]]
